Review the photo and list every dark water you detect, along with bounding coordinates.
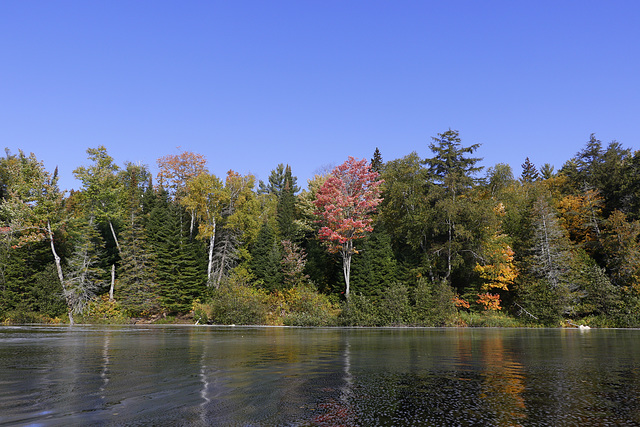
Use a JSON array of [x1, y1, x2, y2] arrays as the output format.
[[1, 326, 639, 426]]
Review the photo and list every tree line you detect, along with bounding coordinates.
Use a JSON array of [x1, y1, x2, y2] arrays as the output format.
[[1, 130, 639, 327]]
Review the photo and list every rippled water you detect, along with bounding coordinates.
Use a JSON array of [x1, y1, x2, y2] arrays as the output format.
[[1, 326, 639, 426]]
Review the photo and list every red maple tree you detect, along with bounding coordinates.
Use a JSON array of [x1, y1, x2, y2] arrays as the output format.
[[314, 156, 383, 298]]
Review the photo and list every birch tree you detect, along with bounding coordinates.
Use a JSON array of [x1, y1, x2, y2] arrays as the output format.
[[182, 173, 227, 286]]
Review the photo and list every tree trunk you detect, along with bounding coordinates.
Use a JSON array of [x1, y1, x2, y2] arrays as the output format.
[[342, 241, 353, 298], [216, 238, 229, 289], [47, 220, 74, 325], [207, 221, 216, 286], [189, 209, 196, 239], [109, 220, 122, 256], [109, 264, 115, 301]]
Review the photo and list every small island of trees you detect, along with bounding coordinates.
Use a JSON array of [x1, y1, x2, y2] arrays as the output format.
[[1, 131, 639, 328]]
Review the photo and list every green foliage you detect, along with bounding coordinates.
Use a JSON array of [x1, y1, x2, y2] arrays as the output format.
[[147, 189, 206, 313], [277, 165, 298, 241], [193, 283, 268, 325], [378, 284, 412, 326], [515, 277, 565, 326], [278, 286, 338, 326], [249, 222, 283, 291], [350, 225, 399, 297], [413, 279, 457, 326], [117, 163, 158, 317], [5, 136, 640, 328], [339, 294, 380, 326], [81, 295, 128, 324]]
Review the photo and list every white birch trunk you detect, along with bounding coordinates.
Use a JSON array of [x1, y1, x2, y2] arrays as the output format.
[[207, 221, 216, 286], [109, 220, 121, 256], [47, 220, 73, 325], [342, 241, 353, 298], [109, 264, 115, 301]]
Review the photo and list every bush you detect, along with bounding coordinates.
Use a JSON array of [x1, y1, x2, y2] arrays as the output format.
[[80, 295, 128, 324], [339, 294, 380, 326], [194, 284, 268, 325], [2, 310, 61, 324], [378, 284, 412, 326], [280, 286, 339, 326], [413, 279, 457, 326]]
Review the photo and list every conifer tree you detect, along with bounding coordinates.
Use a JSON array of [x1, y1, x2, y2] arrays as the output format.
[[148, 189, 206, 313], [277, 165, 297, 241], [423, 130, 484, 281], [371, 148, 383, 174], [249, 222, 283, 291], [350, 225, 398, 297], [117, 163, 157, 316], [520, 157, 539, 183]]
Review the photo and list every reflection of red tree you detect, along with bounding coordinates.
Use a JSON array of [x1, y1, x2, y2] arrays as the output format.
[[313, 400, 356, 427]]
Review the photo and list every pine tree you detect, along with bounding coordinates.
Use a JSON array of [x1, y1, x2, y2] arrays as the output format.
[[147, 189, 206, 313], [117, 163, 158, 316], [249, 222, 283, 291], [371, 148, 383, 174], [520, 157, 539, 183], [350, 225, 398, 297], [422, 129, 484, 281], [258, 163, 299, 196], [277, 165, 297, 241]]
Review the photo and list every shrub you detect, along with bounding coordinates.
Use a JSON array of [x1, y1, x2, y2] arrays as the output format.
[[378, 284, 412, 326], [413, 279, 457, 326], [81, 295, 128, 324], [2, 310, 60, 324], [194, 284, 268, 325], [339, 294, 380, 326], [281, 286, 339, 326]]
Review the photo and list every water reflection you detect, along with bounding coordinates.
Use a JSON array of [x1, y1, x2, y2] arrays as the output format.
[[478, 331, 526, 426], [1, 326, 640, 426]]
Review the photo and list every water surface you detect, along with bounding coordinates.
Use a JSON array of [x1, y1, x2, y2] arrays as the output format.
[[1, 326, 639, 426]]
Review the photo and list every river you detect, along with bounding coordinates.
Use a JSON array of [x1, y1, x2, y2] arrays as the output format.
[[1, 325, 639, 426]]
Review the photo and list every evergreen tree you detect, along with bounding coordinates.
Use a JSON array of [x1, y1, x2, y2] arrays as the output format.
[[249, 222, 283, 291], [350, 225, 398, 297], [520, 157, 539, 183], [371, 147, 383, 174], [277, 165, 297, 241], [117, 163, 158, 316], [539, 163, 556, 180], [147, 189, 206, 313], [0, 239, 66, 319], [422, 129, 485, 282], [258, 163, 299, 196]]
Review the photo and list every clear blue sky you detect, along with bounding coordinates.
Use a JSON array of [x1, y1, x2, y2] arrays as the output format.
[[2, 1, 639, 192]]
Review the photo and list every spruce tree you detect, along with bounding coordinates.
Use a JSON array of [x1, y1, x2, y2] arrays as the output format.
[[147, 189, 206, 313], [117, 163, 158, 316], [250, 222, 283, 291], [520, 157, 540, 183], [371, 148, 383, 173], [422, 129, 484, 282], [277, 165, 297, 241], [350, 225, 398, 297]]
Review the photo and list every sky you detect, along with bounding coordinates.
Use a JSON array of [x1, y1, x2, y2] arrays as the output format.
[[2, 1, 639, 192]]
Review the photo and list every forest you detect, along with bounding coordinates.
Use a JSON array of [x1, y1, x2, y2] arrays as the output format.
[[1, 130, 639, 327]]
